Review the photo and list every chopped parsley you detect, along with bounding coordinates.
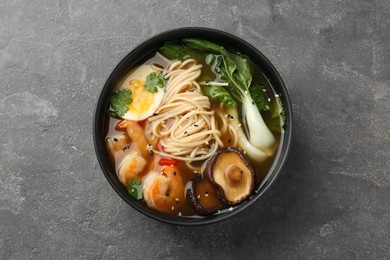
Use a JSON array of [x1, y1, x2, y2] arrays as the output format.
[[144, 72, 165, 93], [110, 88, 132, 117], [127, 178, 143, 200]]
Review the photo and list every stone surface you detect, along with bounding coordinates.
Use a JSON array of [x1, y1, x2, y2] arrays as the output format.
[[0, 0, 389, 259]]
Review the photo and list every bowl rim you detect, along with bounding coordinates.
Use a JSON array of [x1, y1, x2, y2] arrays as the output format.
[[93, 27, 293, 226]]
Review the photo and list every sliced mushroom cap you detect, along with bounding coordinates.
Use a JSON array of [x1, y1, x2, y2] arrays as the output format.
[[206, 147, 256, 206], [186, 179, 224, 215]]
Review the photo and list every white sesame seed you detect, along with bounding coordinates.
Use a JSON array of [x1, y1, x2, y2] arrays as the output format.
[[175, 198, 180, 201], [178, 212, 182, 217], [229, 207, 233, 211], [205, 193, 209, 197], [197, 195, 200, 199], [268, 98, 271, 102], [171, 206, 174, 210], [194, 170, 198, 174], [275, 94, 279, 97], [243, 150, 247, 154], [245, 90, 249, 94]]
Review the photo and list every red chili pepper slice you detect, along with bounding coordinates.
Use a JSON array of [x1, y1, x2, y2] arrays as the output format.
[[158, 158, 178, 166]]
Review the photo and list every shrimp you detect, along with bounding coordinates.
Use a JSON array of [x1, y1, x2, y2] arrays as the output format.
[[117, 152, 147, 186], [106, 134, 130, 159], [115, 120, 131, 131], [116, 120, 149, 158], [143, 165, 185, 214]]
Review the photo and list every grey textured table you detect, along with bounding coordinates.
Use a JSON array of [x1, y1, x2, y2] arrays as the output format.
[[1, 0, 389, 259]]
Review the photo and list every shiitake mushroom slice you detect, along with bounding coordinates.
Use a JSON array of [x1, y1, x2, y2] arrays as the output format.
[[206, 147, 256, 206], [186, 178, 224, 215]]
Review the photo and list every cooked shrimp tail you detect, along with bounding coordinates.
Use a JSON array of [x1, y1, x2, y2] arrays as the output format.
[[106, 134, 130, 159], [126, 121, 149, 158]]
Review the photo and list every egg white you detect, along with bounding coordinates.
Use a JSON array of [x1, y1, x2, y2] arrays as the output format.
[[121, 65, 164, 121]]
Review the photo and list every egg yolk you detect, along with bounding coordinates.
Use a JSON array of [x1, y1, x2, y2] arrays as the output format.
[[127, 79, 155, 115]]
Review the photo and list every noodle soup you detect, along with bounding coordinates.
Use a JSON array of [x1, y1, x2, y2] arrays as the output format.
[[105, 39, 285, 217]]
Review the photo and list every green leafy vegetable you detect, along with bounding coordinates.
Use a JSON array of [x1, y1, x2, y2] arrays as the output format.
[[110, 88, 132, 117], [249, 84, 270, 112], [183, 38, 224, 54], [145, 72, 165, 93], [205, 54, 216, 65], [202, 85, 236, 108], [183, 38, 275, 151], [281, 107, 286, 125], [127, 178, 143, 200], [273, 95, 286, 125], [159, 43, 203, 61], [268, 95, 286, 132]]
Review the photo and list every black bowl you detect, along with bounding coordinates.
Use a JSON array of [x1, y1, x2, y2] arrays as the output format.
[[93, 27, 292, 225]]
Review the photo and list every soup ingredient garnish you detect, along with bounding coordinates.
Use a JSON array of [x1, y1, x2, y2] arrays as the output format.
[[278, 98, 286, 124], [268, 95, 286, 132], [117, 65, 165, 121], [143, 166, 185, 213], [106, 134, 130, 159], [159, 43, 203, 61], [124, 120, 149, 158], [206, 147, 255, 206], [202, 85, 236, 108], [110, 88, 133, 117], [158, 158, 178, 166], [144, 72, 165, 93], [127, 178, 143, 200], [117, 152, 147, 186], [186, 179, 223, 215], [227, 107, 269, 160], [183, 38, 275, 151], [249, 84, 270, 112], [115, 119, 131, 130]]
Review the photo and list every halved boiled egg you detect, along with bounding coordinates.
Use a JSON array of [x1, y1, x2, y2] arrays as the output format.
[[119, 65, 164, 121]]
